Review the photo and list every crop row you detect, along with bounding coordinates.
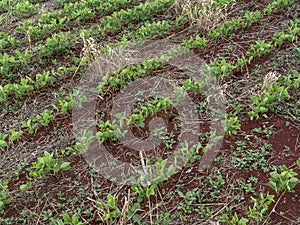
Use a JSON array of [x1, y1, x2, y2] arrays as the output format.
[[31, 71, 299, 185], [88, 0, 298, 53], [0, 44, 192, 146], [14, 0, 154, 42], [207, 19, 299, 78], [1, 68, 298, 196], [0, 0, 146, 52], [1, 0, 174, 82], [2, 0, 296, 105], [0, 0, 39, 17], [1, 0, 234, 53], [208, 0, 298, 39], [0, 32, 20, 50], [1, 0, 297, 107], [1, 0, 299, 215], [99, 0, 174, 36], [97, 96, 174, 144], [38, 0, 146, 28], [0, 0, 252, 81], [91, 6, 300, 95], [97, 0, 297, 49], [183, 0, 298, 49], [1, 0, 297, 164], [0, 88, 83, 147], [0, 65, 77, 102], [92, 18, 299, 128]]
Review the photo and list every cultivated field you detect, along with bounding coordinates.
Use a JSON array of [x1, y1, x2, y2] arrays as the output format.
[[0, 0, 300, 224]]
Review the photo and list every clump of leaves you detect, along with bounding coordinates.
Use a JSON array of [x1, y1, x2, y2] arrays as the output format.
[[28, 151, 70, 178], [222, 115, 241, 136], [268, 165, 300, 193], [0, 181, 10, 211], [97, 194, 121, 224]]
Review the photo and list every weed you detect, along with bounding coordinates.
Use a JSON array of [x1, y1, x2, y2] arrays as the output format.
[[252, 124, 274, 139], [221, 193, 274, 224], [231, 142, 272, 171], [161, 132, 176, 149], [171, 0, 229, 34]]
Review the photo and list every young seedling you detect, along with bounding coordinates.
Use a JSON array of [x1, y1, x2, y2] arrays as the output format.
[[268, 165, 300, 193]]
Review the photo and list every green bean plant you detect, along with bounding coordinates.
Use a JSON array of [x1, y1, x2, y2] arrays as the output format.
[[0, 133, 8, 147], [268, 165, 300, 193], [50, 212, 85, 225], [128, 97, 172, 128], [40, 32, 74, 58], [55, 89, 85, 115], [35, 71, 55, 87], [96, 194, 121, 224], [248, 84, 290, 120], [182, 35, 208, 49], [9, 130, 23, 142], [0, 32, 20, 49], [11, 1, 39, 18], [96, 119, 127, 142], [2, 77, 34, 98], [263, 0, 297, 15], [135, 20, 172, 39], [28, 151, 71, 178], [222, 116, 241, 136], [99, 0, 173, 35], [0, 181, 10, 211], [208, 58, 233, 77], [247, 193, 274, 221]]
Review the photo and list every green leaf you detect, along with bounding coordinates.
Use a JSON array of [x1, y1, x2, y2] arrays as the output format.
[[20, 182, 31, 192], [296, 158, 300, 168], [268, 180, 278, 192], [239, 217, 249, 225], [9, 130, 23, 141], [60, 162, 70, 170], [132, 214, 141, 224], [0, 140, 7, 147], [287, 177, 299, 190], [0, 201, 4, 210], [62, 212, 72, 222], [52, 166, 61, 173]]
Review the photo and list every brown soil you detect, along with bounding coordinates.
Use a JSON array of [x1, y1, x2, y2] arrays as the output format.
[[1, 0, 299, 224]]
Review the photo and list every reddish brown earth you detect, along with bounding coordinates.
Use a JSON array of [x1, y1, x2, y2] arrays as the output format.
[[1, 0, 300, 224]]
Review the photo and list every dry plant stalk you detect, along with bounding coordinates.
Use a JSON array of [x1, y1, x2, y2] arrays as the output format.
[[80, 32, 134, 67], [170, 0, 231, 34], [259, 71, 280, 97], [26, 30, 32, 53], [80, 32, 102, 61], [118, 189, 133, 225], [0, 12, 16, 28], [72, 33, 102, 79]]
